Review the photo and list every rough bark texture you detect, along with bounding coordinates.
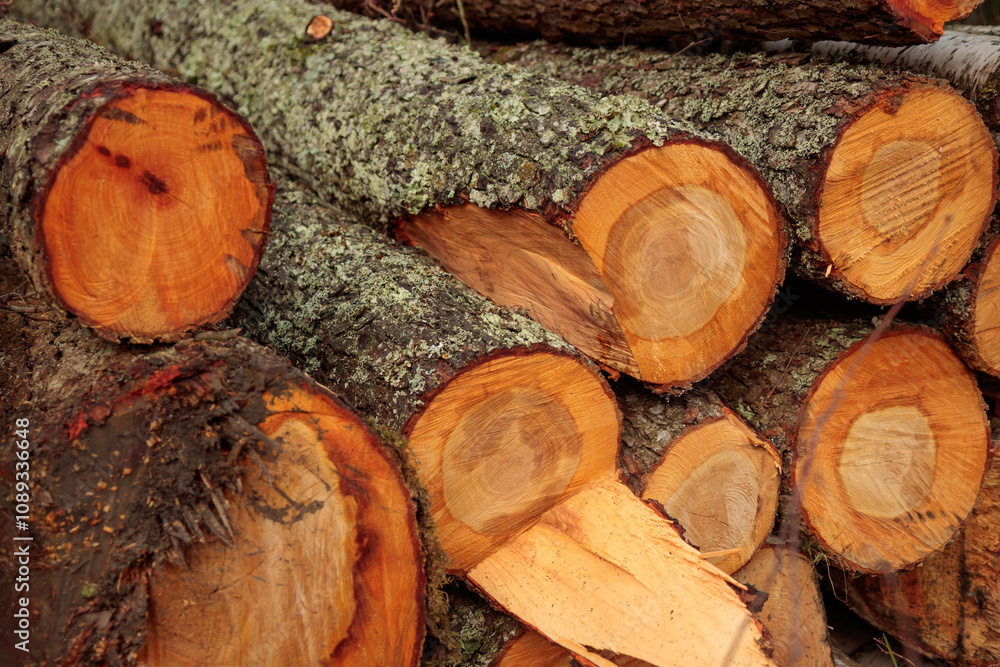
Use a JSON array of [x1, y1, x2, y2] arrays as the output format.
[[230, 188, 568, 433], [331, 0, 977, 46], [13, 0, 716, 232], [833, 432, 1000, 666], [0, 259, 425, 665], [812, 27, 1000, 132], [493, 45, 996, 303], [0, 19, 270, 342]]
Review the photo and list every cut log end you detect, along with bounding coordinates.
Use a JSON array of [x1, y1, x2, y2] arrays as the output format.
[[795, 328, 989, 572], [141, 385, 423, 666], [40, 85, 272, 340], [404, 350, 620, 573], [574, 142, 786, 386], [817, 85, 996, 304], [640, 410, 781, 575]]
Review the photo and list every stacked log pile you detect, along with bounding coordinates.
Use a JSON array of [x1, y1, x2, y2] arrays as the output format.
[[6, 0, 1000, 666]]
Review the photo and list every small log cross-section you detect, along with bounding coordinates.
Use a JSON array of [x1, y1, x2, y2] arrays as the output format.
[[497, 46, 997, 305], [733, 545, 835, 667], [712, 315, 990, 573], [232, 192, 773, 665], [15, 0, 789, 389], [336, 0, 979, 46], [0, 20, 272, 341], [617, 384, 781, 574], [0, 275, 424, 664]]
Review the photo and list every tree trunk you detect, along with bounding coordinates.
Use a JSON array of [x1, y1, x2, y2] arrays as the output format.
[[733, 545, 835, 667], [493, 44, 997, 305], [334, 0, 978, 46], [231, 189, 773, 666], [11, 0, 789, 389], [617, 383, 781, 575], [0, 262, 424, 665], [0, 19, 271, 343], [833, 439, 1000, 665], [812, 27, 1000, 132], [709, 314, 990, 573]]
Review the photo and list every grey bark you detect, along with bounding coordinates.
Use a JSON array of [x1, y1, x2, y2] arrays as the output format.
[[229, 188, 570, 434], [492, 44, 988, 303]]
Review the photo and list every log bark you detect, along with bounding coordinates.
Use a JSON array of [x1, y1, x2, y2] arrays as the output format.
[[734, 545, 835, 667], [617, 383, 781, 575], [0, 261, 424, 665], [833, 439, 1000, 665], [709, 314, 990, 573], [333, 0, 980, 46], [812, 27, 1000, 132], [494, 45, 997, 305], [231, 189, 773, 666], [12, 0, 788, 389], [0, 19, 272, 342]]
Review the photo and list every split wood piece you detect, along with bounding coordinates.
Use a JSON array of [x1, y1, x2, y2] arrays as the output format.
[[734, 545, 835, 667], [710, 315, 990, 573], [834, 443, 1000, 665], [0, 278, 423, 665], [469, 476, 774, 667], [495, 45, 997, 305], [933, 222, 1000, 378], [231, 193, 772, 665], [0, 20, 271, 342], [812, 28, 1000, 132], [14, 0, 788, 388], [618, 383, 781, 574], [330, 0, 979, 46]]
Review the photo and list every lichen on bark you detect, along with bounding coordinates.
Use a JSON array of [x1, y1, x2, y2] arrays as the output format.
[[230, 187, 568, 432]]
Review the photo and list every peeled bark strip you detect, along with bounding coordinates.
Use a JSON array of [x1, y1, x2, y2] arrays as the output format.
[[711, 315, 990, 573], [812, 28, 1000, 132], [337, 0, 979, 46], [14, 0, 788, 388], [617, 383, 781, 574], [733, 545, 835, 667], [835, 446, 1000, 665], [934, 224, 1000, 378], [497, 46, 997, 305], [231, 192, 772, 665], [0, 20, 271, 342], [0, 273, 423, 665]]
